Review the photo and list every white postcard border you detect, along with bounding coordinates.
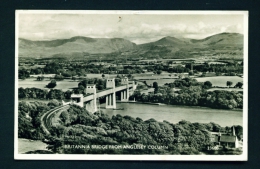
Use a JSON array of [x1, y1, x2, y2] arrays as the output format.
[[14, 10, 248, 161]]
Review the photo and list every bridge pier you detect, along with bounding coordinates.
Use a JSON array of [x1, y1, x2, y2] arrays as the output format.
[[106, 93, 116, 109], [85, 84, 97, 113], [85, 99, 97, 113], [105, 78, 116, 109], [120, 89, 129, 101], [120, 78, 129, 102]]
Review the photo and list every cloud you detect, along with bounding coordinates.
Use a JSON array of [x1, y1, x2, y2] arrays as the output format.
[[18, 13, 244, 44]]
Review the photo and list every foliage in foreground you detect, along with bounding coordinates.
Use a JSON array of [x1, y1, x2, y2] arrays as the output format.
[[18, 102, 243, 155], [46, 105, 242, 155], [18, 100, 60, 140]]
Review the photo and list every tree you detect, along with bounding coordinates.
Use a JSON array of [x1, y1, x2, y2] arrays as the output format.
[[46, 80, 57, 88], [157, 70, 162, 74], [64, 90, 72, 99], [201, 72, 206, 77], [203, 81, 212, 89], [226, 81, 233, 88], [102, 74, 105, 78], [169, 83, 175, 88], [37, 76, 45, 81], [59, 111, 70, 125], [19, 69, 30, 79], [18, 88, 28, 98], [47, 99, 60, 108], [234, 125, 243, 140], [235, 82, 243, 88], [54, 74, 64, 81], [37, 76, 41, 81], [92, 68, 99, 74], [153, 82, 159, 94], [127, 74, 132, 79], [153, 82, 159, 89], [62, 72, 72, 77]]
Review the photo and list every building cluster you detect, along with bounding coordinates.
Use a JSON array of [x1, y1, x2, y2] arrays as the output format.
[[210, 126, 239, 149]]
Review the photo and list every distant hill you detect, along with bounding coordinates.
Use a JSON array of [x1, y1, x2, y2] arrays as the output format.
[[138, 32, 243, 47], [136, 32, 243, 59], [19, 32, 243, 59], [190, 32, 243, 45], [19, 36, 136, 58], [139, 36, 189, 48]]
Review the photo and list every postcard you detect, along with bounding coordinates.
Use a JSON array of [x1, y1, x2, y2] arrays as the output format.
[[14, 10, 248, 161]]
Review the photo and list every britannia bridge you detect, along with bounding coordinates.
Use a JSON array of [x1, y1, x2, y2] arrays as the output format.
[[62, 78, 137, 113]]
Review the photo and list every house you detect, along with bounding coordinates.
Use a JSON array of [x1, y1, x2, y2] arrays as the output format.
[[210, 126, 239, 148], [219, 135, 238, 148]]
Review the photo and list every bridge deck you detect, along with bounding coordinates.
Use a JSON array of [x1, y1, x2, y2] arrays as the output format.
[[83, 84, 134, 102]]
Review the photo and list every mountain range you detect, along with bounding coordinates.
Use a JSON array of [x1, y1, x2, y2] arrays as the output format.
[[18, 32, 243, 59]]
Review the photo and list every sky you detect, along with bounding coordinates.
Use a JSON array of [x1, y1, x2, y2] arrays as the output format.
[[18, 12, 245, 44]]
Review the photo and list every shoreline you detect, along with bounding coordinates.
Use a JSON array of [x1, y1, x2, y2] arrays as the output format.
[[19, 99, 242, 112], [117, 101, 166, 106], [116, 101, 243, 112]]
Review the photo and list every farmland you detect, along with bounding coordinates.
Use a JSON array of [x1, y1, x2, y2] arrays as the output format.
[[136, 75, 243, 88], [19, 75, 243, 92], [18, 78, 79, 91], [207, 88, 243, 92], [143, 79, 176, 86], [18, 138, 49, 154], [195, 76, 243, 87]]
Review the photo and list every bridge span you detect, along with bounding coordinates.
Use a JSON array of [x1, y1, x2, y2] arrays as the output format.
[[63, 78, 137, 113]]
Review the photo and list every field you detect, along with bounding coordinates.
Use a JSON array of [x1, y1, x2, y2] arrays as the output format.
[[133, 71, 180, 80], [143, 79, 176, 86], [207, 88, 243, 92], [18, 78, 79, 91], [19, 64, 46, 70], [140, 87, 155, 94], [30, 74, 56, 78], [18, 138, 49, 154], [20, 74, 243, 91], [195, 76, 243, 87], [135, 74, 243, 87]]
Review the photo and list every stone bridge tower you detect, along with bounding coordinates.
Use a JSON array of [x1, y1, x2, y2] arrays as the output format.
[[106, 78, 116, 109], [85, 84, 97, 113], [71, 94, 84, 107], [121, 77, 129, 101]]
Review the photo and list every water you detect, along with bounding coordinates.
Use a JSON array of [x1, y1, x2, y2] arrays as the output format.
[[101, 103, 243, 127]]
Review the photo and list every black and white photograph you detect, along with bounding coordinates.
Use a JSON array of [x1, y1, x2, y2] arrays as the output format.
[[14, 10, 248, 160]]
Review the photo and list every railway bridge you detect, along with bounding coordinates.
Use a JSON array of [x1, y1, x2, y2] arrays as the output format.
[[63, 78, 137, 113]]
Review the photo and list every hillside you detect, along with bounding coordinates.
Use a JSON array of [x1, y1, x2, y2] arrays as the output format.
[[139, 36, 189, 48], [18, 32, 243, 59], [139, 32, 243, 47], [136, 32, 243, 59], [19, 36, 136, 58], [190, 32, 243, 45]]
